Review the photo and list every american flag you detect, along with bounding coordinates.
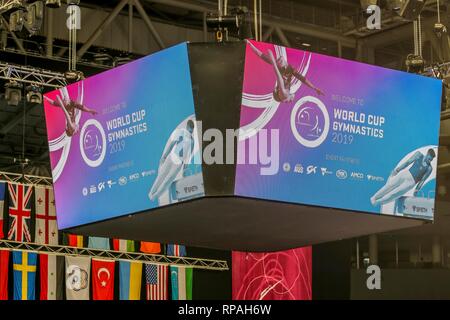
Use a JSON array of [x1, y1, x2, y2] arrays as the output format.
[[145, 263, 168, 300], [7, 183, 33, 242]]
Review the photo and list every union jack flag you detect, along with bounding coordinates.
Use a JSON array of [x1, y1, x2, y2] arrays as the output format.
[[145, 263, 168, 300], [7, 184, 33, 242]]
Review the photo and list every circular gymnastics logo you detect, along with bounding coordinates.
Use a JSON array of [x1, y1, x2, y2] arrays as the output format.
[[290, 96, 330, 148], [79, 119, 106, 167]]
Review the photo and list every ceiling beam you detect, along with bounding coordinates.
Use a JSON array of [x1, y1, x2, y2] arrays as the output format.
[[363, 17, 436, 48], [145, 0, 357, 47], [0, 103, 40, 137], [77, 0, 129, 59]]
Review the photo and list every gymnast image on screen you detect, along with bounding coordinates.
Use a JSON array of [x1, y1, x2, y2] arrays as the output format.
[[44, 81, 97, 137], [148, 120, 196, 201], [247, 40, 323, 103], [370, 149, 436, 207]]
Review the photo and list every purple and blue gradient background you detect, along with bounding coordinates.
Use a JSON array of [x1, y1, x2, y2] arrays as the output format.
[[235, 41, 442, 216], [44, 43, 200, 229]]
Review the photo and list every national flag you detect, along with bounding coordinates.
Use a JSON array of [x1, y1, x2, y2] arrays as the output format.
[[145, 263, 168, 300], [0, 183, 5, 239], [170, 265, 193, 300], [65, 256, 91, 300], [0, 249, 10, 300], [35, 186, 58, 245], [119, 261, 142, 300], [167, 244, 187, 257], [66, 234, 84, 248], [92, 259, 115, 300], [140, 241, 161, 254], [39, 254, 64, 300], [88, 237, 110, 250], [7, 183, 33, 242], [113, 239, 135, 252], [12, 250, 37, 300]]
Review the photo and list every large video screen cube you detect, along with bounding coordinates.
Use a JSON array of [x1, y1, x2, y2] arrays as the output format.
[[44, 41, 442, 251]]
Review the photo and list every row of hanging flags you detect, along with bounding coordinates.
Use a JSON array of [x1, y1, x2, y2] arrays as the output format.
[[0, 250, 192, 300], [0, 182, 192, 300], [0, 182, 57, 244]]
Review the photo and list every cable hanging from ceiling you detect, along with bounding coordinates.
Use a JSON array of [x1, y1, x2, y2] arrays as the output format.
[[253, 0, 262, 41]]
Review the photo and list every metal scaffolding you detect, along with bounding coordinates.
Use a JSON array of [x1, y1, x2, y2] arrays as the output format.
[[0, 240, 229, 271], [0, 61, 67, 88], [0, 171, 53, 186], [0, 171, 229, 271], [0, 0, 23, 14]]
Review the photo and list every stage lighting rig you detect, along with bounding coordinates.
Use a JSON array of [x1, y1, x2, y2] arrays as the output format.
[[7, 1, 44, 35], [393, 0, 425, 21], [206, 6, 252, 41], [434, 22, 447, 38], [24, 0, 44, 35], [113, 53, 133, 67], [45, 0, 61, 8], [9, 8, 25, 32], [0, 0, 25, 14], [405, 53, 424, 73], [5, 80, 22, 106], [25, 85, 42, 104], [64, 70, 84, 83]]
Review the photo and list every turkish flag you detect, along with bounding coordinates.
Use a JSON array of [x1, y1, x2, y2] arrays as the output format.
[[92, 259, 115, 300], [0, 249, 9, 300]]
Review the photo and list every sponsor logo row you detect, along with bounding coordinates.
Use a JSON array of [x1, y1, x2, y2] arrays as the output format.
[[282, 162, 384, 182], [81, 170, 155, 196]]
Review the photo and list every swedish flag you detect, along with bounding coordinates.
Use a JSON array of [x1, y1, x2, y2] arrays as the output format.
[[13, 251, 37, 300]]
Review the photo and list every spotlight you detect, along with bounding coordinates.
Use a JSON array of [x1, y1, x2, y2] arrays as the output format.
[[405, 53, 424, 73], [26, 85, 43, 104], [9, 10, 25, 32], [5, 81, 23, 106], [45, 0, 61, 8], [206, 6, 252, 40], [113, 54, 133, 67], [25, 1, 44, 35], [434, 22, 447, 38], [64, 70, 84, 83]]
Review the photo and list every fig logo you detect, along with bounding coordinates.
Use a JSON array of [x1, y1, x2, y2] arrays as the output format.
[[291, 96, 330, 148], [79, 119, 106, 167], [336, 169, 348, 180]]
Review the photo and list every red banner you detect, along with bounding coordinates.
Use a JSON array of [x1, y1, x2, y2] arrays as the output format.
[[232, 247, 312, 300]]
